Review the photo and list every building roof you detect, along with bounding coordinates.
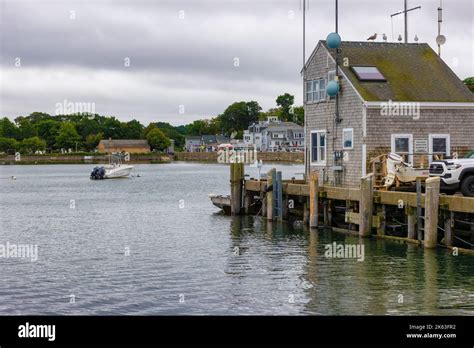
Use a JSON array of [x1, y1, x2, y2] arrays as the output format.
[[98, 139, 150, 148], [265, 122, 303, 131], [317, 41, 474, 103], [185, 136, 201, 141]]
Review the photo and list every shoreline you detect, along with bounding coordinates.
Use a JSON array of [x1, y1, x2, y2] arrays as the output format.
[[0, 151, 304, 165]]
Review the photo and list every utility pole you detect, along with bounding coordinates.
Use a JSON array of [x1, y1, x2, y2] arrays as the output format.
[[390, 0, 421, 43], [303, 0, 308, 179]]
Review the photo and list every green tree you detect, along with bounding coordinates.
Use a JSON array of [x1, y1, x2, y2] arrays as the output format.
[[276, 93, 295, 122], [0, 117, 18, 139], [102, 117, 124, 139], [20, 136, 46, 154], [0, 137, 18, 154], [464, 77, 474, 92], [293, 106, 304, 126], [85, 133, 103, 151], [146, 128, 170, 151], [122, 119, 143, 139], [15, 117, 37, 140], [56, 122, 81, 150], [218, 101, 261, 134], [36, 119, 61, 150]]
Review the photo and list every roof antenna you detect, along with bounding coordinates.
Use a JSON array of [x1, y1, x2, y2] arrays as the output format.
[[436, 0, 446, 57], [390, 0, 421, 43]]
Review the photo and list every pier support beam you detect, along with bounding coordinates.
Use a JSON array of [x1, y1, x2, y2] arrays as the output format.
[[443, 211, 454, 247], [424, 177, 440, 249], [266, 169, 276, 221], [359, 174, 374, 237], [376, 204, 386, 236], [407, 206, 417, 240], [230, 163, 244, 215], [309, 171, 319, 228], [303, 200, 309, 225]]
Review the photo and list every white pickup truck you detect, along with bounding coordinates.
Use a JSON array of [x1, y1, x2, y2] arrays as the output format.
[[429, 155, 474, 197]]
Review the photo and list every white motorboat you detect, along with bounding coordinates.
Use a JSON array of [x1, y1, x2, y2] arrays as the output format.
[[90, 153, 134, 179]]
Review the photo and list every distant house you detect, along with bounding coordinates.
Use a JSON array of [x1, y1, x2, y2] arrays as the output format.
[[184, 135, 230, 152], [304, 40, 474, 186], [243, 117, 304, 152], [97, 139, 150, 154], [185, 136, 201, 152]]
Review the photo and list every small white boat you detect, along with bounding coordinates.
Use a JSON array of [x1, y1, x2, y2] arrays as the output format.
[[90, 153, 134, 179]]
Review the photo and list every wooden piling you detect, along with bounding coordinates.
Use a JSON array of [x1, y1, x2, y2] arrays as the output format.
[[359, 174, 374, 237], [244, 192, 251, 215], [443, 211, 454, 247], [309, 171, 319, 228], [424, 177, 440, 249], [376, 204, 386, 236], [230, 163, 244, 215], [266, 169, 276, 221], [323, 201, 329, 226], [276, 171, 283, 221], [303, 200, 309, 225], [416, 177, 423, 241], [407, 206, 417, 240]]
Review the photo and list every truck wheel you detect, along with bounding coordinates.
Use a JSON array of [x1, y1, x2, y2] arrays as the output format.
[[460, 175, 474, 197]]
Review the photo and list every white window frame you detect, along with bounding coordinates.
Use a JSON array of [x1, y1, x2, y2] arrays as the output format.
[[391, 134, 413, 164], [429, 134, 450, 163], [306, 81, 313, 102], [310, 130, 327, 165], [342, 128, 354, 150]]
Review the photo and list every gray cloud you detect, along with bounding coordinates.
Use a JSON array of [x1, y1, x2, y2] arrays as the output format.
[[1, 0, 472, 125]]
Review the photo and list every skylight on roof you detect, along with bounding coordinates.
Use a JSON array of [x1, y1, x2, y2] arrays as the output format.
[[351, 66, 386, 81]]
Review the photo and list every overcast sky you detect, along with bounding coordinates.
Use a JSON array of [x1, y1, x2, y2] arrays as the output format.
[[0, 0, 472, 126]]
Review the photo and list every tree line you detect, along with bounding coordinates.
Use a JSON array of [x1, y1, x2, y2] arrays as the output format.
[[0, 93, 304, 154]]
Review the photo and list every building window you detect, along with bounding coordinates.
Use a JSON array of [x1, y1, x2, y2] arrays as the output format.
[[306, 79, 327, 103], [306, 81, 313, 102], [343, 128, 353, 149], [391, 134, 413, 163], [429, 134, 450, 162], [351, 66, 386, 81], [310, 130, 326, 164]]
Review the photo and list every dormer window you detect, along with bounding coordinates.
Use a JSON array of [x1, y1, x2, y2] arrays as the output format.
[[351, 66, 386, 81]]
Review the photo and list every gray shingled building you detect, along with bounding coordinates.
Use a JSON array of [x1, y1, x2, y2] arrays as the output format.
[[304, 41, 474, 186]]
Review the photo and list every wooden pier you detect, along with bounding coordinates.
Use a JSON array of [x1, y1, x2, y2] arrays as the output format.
[[228, 163, 474, 253]]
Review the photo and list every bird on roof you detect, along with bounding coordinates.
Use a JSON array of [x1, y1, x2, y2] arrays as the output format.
[[398, 34, 403, 42], [367, 33, 377, 41], [382, 33, 387, 42], [414, 34, 419, 42]]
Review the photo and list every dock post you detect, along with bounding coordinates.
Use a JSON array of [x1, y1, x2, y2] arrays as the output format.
[[309, 171, 319, 228], [303, 200, 309, 225], [230, 163, 244, 215], [443, 211, 454, 247], [376, 204, 386, 236], [424, 177, 440, 249], [276, 171, 283, 221], [416, 178, 423, 241], [266, 169, 276, 221], [244, 192, 251, 215], [323, 201, 329, 226], [407, 206, 417, 240], [359, 174, 374, 237]]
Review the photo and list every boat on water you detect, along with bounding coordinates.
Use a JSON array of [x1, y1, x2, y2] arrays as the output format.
[[209, 194, 231, 214], [90, 153, 134, 179]]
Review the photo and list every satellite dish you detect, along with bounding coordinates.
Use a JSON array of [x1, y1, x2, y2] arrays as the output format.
[[436, 34, 446, 45]]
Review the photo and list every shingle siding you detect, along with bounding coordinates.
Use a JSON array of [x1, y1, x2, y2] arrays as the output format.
[[305, 44, 364, 187]]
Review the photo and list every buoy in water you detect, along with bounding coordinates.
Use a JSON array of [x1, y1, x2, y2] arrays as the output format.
[[11, 176, 16, 180]]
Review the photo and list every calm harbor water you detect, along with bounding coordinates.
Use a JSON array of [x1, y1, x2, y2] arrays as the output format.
[[0, 162, 473, 315]]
